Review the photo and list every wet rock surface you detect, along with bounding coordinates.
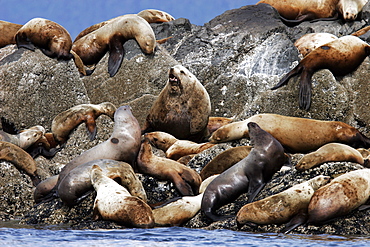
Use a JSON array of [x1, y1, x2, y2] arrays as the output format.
[[1, 3, 370, 235]]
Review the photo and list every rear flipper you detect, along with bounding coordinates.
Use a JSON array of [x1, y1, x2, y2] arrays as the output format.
[[281, 211, 308, 234], [271, 65, 303, 90], [298, 69, 313, 111]]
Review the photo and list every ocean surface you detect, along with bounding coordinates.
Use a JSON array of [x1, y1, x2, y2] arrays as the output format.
[[1, 221, 370, 247]]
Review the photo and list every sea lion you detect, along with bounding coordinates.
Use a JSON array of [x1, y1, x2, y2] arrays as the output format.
[[51, 102, 117, 145], [137, 136, 202, 196], [34, 175, 59, 204], [236, 175, 330, 227], [91, 164, 154, 228], [57, 159, 147, 207], [145, 131, 214, 160], [307, 169, 370, 224], [143, 65, 211, 142], [200, 146, 252, 180], [201, 122, 288, 221], [153, 175, 218, 226], [294, 33, 338, 57], [72, 14, 156, 77], [339, 0, 368, 21], [357, 148, 370, 159], [0, 125, 45, 150], [0, 21, 22, 48], [207, 117, 234, 135], [271, 35, 370, 110], [209, 113, 370, 153], [55, 105, 141, 191], [74, 10, 174, 42], [0, 141, 40, 186], [295, 143, 367, 171]]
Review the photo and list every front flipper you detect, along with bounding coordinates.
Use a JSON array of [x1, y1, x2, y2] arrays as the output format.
[[281, 210, 308, 234], [246, 181, 266, 203], [271, 65, 303, 90], [108, 35, 125, 77], [15, 33, 36, 51], [85, 114, 97, 141], [298, 69, 314, 111]]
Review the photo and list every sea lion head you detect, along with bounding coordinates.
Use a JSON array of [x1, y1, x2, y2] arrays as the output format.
[[167, 65, 197, 95], [309, 175, 331, 190], [99, 102, 117, 120], [137, 9, 175, 23], [19, 125, 45, 149], [133, 16, 156, 54], [338, 0, 366, 21]]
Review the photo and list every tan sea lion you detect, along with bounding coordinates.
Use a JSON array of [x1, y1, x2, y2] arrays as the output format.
[[201, 122, 288, 221], [295, 143, 367, 171], [72, 14, 156, 77], [0, 125, 45, 150], [271, 35, 370, 110], [57, 159, 146, 207], [357, 148, 370, 159], [339, 0, 368, 21], [236, 175, 330, 227], [55, 105, 141, 191], [307, 169, 370, 224], [209, 113, 370, 153], [91, 164, 154, 228], [153, 175, 218, 226], [200, 146, 253, 180], [207, 117, 234, 135], [0, 141, 40, 186], [51, 102, 117, 145], [0, 21, 22, 48], [137, 137, 202, 196], [143, 65, 211, 142], [294, 33, 338, 57]]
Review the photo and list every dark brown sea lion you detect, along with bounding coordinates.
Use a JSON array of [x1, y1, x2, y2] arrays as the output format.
[[201, 122, 288, 221], [0, 21, 22, 48], [271, 35, 370, 110], [0, 141, 40, 186], [72, 14, 156, 77], [209, 113, 370, 153], [57, 159, 147, 207], [143, 65, 211, 142], [137, 136, 202, 196], [91, 164, 154, 228], [34, 175, 59, 204], [51, 102, 117, 145]]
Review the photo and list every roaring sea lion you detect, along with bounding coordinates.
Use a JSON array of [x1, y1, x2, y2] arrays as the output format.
[[72, 14, 156, 77], [0, 141, 40, 186], [57, 159, 146, 207], [201, 122, 288, 221], [271, 35, 370, 110], [137, 137, 202, 196], [0, 125, 45, 150], [55, 105, 141, 191], [236, 175, 330, 227], [153, 175, 218, 226], [91, 165, 154, 228], [209, 113, 370, 153], [200, 146, 253, 180], [143, 65, 211, 142], [0, 21, 22, 48], [307, 169, 370, 224], [296, 143, 367, 171], [51, 102, 117, 145]]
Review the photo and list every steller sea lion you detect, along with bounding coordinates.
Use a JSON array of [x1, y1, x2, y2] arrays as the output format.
[[201, 122, 288, 221], [91, 164, 154, 228], [33, 175, 59, 204], [271, 35, 370, 110], [57, 159, 146, 207], [137, 136, 202, 196], [236, 175, 330, 227], [0, 21, 22, 48], [207, 117, 234, 135], [51, 102, 117, 145], [295, 143, 367, 171], [0, 141, 40, 186], [209, 113, 370, 153], [294, 33, 338, 57], [143, 65, 211, 142], [0, 125, 45, 150], [72, 14, 156, 77]]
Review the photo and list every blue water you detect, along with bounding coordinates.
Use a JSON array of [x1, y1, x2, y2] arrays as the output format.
[[1, 223, 370, 247]]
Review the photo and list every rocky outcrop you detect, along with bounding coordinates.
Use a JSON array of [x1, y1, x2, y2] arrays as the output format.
[[1, 3, 370, 235]]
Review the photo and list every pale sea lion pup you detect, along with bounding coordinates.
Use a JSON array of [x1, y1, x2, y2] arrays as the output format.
[[72, 14, 156, 77], [57, 159, 147, 207], [209, 113, 370, 153], [91, 165, 155, 228], [271, 35, 370, 110], [137, 137, 202, 196], [55, 105, 141, 190], [153, 175, 218, 226], [0, 20, 22, 48], [143, 65, 211, 142], [0, 141, 40, 186], [201, 122, 288, 221], [51, 102, 117, 145], [0, 125, 45, 150], [236, 175, 330, 227], [296, 143, 367, 171]]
